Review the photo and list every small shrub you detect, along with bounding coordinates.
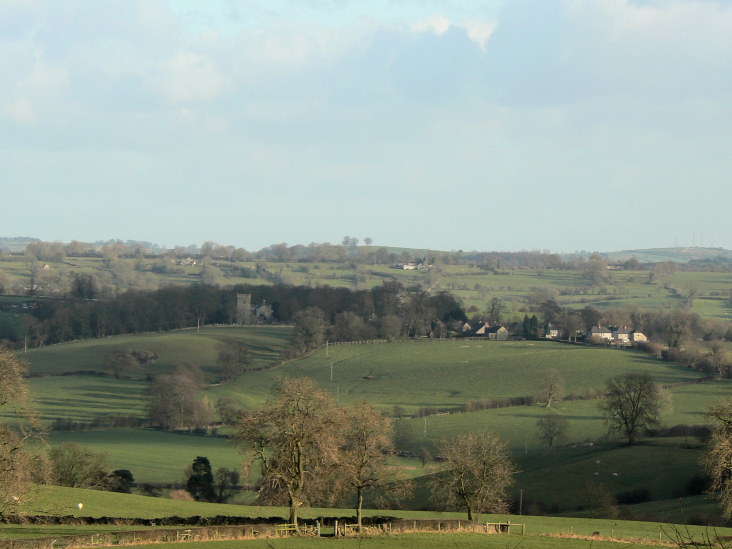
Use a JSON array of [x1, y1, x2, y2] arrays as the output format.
[[684, 473, 711, 496], [139, 483, 161, 497], [169, 489, 194, 501]]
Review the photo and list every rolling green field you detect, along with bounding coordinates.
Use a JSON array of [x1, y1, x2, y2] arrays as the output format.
[[22, 326, 294, 378], [12, 326, 293, 425], [222, 340, 705, 413], [8, 327, 732, 522], [46, 430, 243, 484]]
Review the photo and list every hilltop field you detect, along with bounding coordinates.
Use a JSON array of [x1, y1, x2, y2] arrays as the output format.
[[1, 245, 731, 326], [9, 326, 729, 523]]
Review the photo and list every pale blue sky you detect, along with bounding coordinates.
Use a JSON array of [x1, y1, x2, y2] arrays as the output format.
[[1, 0, 731, 252]]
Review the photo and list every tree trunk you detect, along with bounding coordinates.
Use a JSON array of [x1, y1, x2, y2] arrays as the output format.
[[289, 499, 298, 528], [357, 487, 363, 533]]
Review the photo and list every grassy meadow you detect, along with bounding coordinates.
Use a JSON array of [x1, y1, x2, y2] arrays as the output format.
[[22, 325, 293, 378], [45, 430, 243, 484], [9, 328, 730, 521], [228, 340, 705, 412]]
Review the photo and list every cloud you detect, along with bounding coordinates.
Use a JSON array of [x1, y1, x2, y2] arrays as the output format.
[[464, 19, 497, 52], [156, 51, 229, 104], [1, 59, 68, 125], [410, 14, 451, 36]]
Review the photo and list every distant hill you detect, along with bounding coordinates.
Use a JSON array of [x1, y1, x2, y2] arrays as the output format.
[[0, 236, 40, 252], [604, 247, 732, 264], [2, 236, 731, 265]]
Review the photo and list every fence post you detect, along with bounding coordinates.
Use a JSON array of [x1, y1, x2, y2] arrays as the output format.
[[334, 520, 338, 537]]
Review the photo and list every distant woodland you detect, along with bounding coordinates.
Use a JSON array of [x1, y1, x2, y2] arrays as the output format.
[[0, 239, 730, 375]]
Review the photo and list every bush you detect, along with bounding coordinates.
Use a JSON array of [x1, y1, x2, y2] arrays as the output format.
[[104, 469, 134, 493], [49, 443, 109, 488], [139, 483, 161, 497], [685, 474, 711, 496], [645, 423, 712, 442], [169, 489, 195, 501]]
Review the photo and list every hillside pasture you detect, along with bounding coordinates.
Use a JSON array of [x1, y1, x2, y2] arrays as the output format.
[[29, 375, 148, 424], [46, 429, 242, 484], [380, 376, 731, 457], [22, 325, 293, 378], [514, 441, 709, 514], [239, 340, 705, 413]]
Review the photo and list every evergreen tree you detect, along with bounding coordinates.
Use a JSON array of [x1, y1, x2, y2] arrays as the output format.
[[186, 456, 215, 502]]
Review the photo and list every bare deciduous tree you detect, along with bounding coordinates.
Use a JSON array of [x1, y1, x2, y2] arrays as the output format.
[[599, 373, 661, 445], [709, 340, 728, 378], [537, 368, 564, 408], [536, 413, 569, 449], [704, 400, 732, 518], [237, 377, 341, 527], [429, 431, 517, 521], [213, 467, 240, 503], [48, 442, 109, 488], [0, 347, 40, 515], [338, 401, 412, 532], [216, 339, 251, 381], [147, 369, 211, 430]]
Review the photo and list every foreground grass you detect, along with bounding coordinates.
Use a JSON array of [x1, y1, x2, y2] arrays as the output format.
[[10, 485, 730, 541], [0, 531, 681, 548], [86, 534, 674, 549]]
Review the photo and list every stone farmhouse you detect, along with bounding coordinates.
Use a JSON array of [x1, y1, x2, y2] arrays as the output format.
[[475, 323, 509, 340], [588, 324, 646, 344]]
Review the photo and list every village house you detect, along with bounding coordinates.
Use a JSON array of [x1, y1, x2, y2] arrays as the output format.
[[629, 330, 647, 343], [475, 322, 509, 340], [486, 325, 509, 340], [587, 324, 613, 341], [586, 324, 647, 345], [545, 323, 560, 339], [612, 326, 631, 343]]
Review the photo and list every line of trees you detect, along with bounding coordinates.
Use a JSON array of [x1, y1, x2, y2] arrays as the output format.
[[15, 238, 732, 272], [9, 282, 466, 349], [237, 377, 515, 530]]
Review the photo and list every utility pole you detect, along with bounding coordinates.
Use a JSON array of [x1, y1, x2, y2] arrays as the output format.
[[519, 489, 523, 515]]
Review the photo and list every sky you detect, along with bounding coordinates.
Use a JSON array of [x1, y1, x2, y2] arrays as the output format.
[[1, 0, 731, 253]]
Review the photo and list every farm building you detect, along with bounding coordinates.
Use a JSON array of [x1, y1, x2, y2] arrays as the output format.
[[545, 323, 560, 339], [475, 323, 509, 340], [587, 324, 613, 341]]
